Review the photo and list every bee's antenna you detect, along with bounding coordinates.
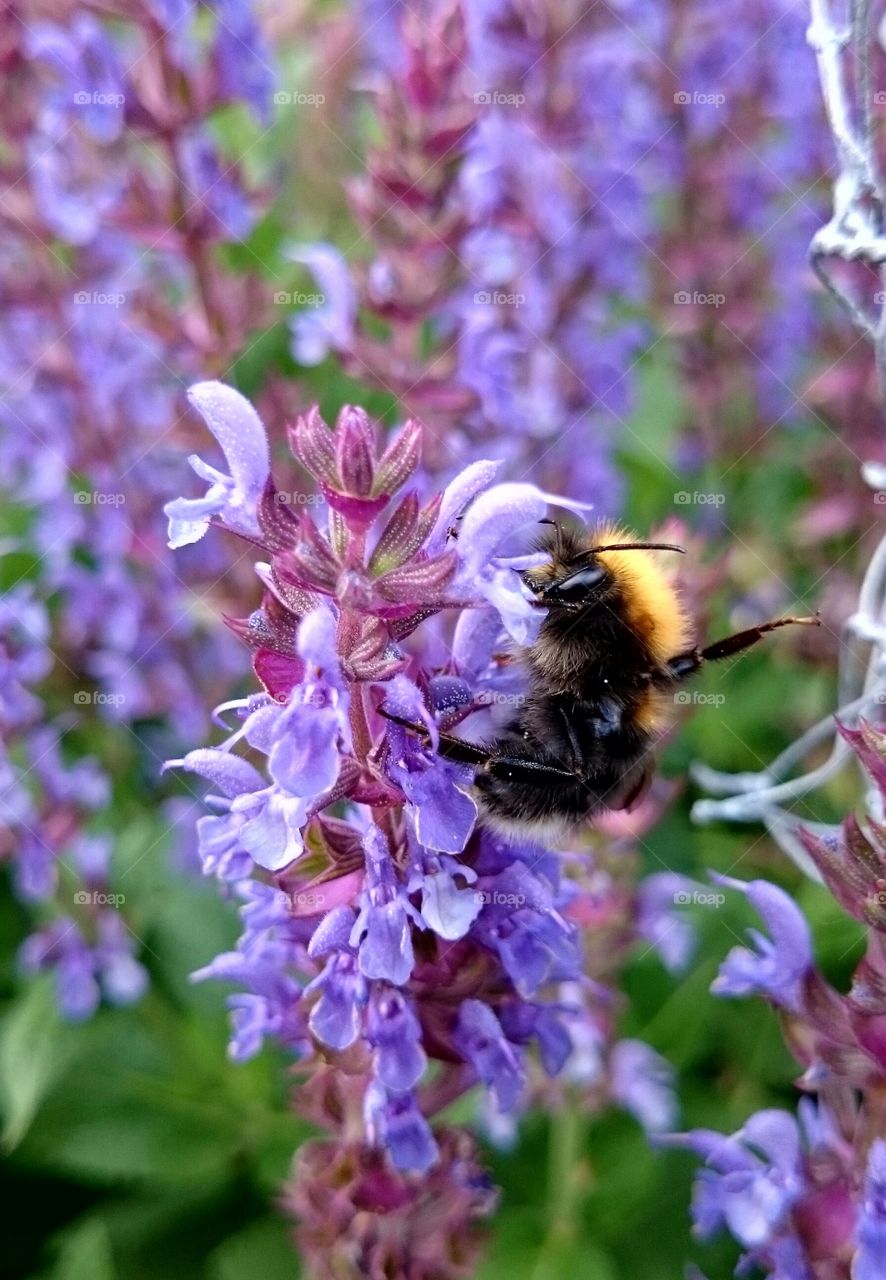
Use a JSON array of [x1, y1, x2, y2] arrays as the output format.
[[538, 517, 563, 554], [589, 541, 687, 555]]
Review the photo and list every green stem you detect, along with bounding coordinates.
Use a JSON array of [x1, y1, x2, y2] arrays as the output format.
[[531, 1097, 591, 1279]]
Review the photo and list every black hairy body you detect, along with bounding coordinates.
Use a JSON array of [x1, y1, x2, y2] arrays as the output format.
[[471, 524, 688, 835], [383, 523, 818, 839]]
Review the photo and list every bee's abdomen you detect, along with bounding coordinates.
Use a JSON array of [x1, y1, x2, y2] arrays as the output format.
[[473, 692, 653, 833]]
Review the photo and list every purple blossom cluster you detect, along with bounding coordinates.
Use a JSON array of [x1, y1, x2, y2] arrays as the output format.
[[295, 0, 831, 502], [165, 382, 691, 1266], [0, 1, 275, 1018], [659, 0, 831, 449], [674, 722, 886, 1277]]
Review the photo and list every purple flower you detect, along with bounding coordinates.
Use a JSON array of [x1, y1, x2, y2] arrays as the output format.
[[366, 987, 427, 1091], [350, 826, 423, 986], [178, 133, 255, 240], [415, 856, 482, 941], [454, 1000, 524, 1114], [306, 950, 366, 1051], [453, 481, 592, 645], [383, 677, 478, 855], [365, 1083, 438, 1174], [211, 0, 276, 125], [289, 245, 357, 365], [19, 913, 147, 1022], [636, 873, 698, 974], [165, 381, 270, 547], [856, 1140, 886, 1280], [28, 120, 124, 245], [681, 1110, 805, 1250], [267, 609, 349, 800], [610, 1039, 677, 1134], [711, 876, 814, 1012], [27, 15, 125, 145]]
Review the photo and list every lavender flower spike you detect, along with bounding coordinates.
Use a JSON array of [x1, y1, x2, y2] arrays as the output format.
[[164, 381, 270, 547]]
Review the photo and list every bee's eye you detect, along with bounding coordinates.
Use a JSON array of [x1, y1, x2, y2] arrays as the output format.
[[546, 564, 605, 603]]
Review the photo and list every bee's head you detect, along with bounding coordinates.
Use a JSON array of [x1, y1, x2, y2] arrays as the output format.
[[519, 524, 686, 615], [520, 555, 610, 612]]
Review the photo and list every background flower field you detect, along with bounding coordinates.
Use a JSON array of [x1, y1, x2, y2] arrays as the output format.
[[2, 2, 885, 1278]]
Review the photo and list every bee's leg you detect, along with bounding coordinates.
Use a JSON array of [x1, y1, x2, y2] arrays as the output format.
[[379, 707, 579, 782], [378, 708, 492, 766], [659, 614, 820, 683], [483, 753, 578, 783]]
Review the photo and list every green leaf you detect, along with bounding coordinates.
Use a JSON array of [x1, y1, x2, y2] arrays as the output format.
[[51, 1219, 116, 1280], [479, 1208, 616, 1280], [0, 976, 70, 1150], [208, 1217, 299, 1280]]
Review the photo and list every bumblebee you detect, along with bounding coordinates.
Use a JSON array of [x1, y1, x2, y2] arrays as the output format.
[[383, 523, 819, 838]]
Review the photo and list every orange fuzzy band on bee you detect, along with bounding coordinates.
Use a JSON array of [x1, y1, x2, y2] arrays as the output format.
[[530, 521, 691, 664], [591, 523, 692, 665]]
